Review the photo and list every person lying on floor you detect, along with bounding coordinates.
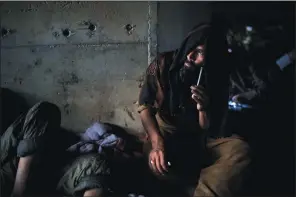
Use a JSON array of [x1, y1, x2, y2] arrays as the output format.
[[0, 88, 110, 197], [66, 122, 193, 197], [65, 122, 150, 196]]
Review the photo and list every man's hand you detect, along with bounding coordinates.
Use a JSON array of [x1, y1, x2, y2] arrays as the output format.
[[232, 94, 248, 104], [190, 85, 209, 111], [232, 91, 256, 104], [148, 135, 168, 175]]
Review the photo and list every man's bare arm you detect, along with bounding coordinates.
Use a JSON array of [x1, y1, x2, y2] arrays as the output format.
[[191, 85, 210, 130], [140, 108, 168, 174], [140, 108, 163, 147], [199, 110, 210, 130]]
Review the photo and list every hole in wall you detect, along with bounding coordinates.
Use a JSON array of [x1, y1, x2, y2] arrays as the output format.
[[124, 24, 136, 35], [62, 29, 71, 37], [125, 24, 133, 32], [88, 23, 96, 31], [1, 28, 8, 37]]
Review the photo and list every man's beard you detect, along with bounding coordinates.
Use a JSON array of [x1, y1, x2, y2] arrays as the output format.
[[180, 61, 202, 85]]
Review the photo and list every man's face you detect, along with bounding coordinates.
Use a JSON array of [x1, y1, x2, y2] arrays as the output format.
[[184, 45, 205, 70]]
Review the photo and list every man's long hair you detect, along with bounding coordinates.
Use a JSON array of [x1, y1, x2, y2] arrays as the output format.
[[204, 22, 230, 135]]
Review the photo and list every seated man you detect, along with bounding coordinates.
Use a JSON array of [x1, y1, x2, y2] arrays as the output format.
[[0, 89, 109, 197], [229, 48, 295, 107], [226, 30, 295, 140], [226, 22, 295, 107], [138, 23, 251, 196], [226, 25, 294, 195]]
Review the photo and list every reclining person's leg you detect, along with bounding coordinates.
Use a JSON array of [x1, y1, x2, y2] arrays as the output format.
[[57, 154, 110, 197], [0, 101, 61, 197]]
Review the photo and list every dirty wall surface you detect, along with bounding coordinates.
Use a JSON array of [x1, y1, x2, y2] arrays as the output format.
[[1, 2, 157, 133]]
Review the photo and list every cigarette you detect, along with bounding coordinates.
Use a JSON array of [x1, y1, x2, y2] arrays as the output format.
[[197, 67, 203, 86]]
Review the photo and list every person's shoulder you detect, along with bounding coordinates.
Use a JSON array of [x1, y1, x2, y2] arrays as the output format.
[[158, 50, 176, 61], [146, 50, 176, 76], [151, 50, 176, 68]]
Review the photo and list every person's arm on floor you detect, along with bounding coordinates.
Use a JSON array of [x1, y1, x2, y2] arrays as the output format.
[[11, 155, 35, 197], [84, 188, 104, 197]]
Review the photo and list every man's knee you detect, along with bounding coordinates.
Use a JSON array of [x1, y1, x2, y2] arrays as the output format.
[[222, 138, 251, 168], [194, 139, 252, 196], [17, 102, 61, 157]]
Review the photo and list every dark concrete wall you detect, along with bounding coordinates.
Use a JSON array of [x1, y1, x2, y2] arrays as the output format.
[[157, 1, 212, 52], [1, 2, 157, 133]]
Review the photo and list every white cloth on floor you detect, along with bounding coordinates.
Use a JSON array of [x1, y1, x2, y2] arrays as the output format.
[[67, 122, 120, 154]]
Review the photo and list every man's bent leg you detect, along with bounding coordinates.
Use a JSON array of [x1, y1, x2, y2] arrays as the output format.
[[1, 102, 61, 196], [193, 136, 251, 197], [57, 154, 110, 197]]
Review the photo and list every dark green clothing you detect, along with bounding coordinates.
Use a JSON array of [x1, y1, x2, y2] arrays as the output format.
[[0, 101, 61, 196], [0, 101, 110, 196], [56, 153, 110, 196]]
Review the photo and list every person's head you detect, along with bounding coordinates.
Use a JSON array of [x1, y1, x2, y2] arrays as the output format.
[[169, 22, 230, 118], [180, 44, 206, 85], [184, 45, 205, 71], [176, 24, 210, 84], [171, 23, 210, 71]]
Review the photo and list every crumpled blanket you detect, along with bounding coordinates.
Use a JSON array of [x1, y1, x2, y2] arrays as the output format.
[[67, 122, 121, 154]]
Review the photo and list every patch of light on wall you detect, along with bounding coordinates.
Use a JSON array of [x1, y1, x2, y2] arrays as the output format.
[[246, 26, 253, 32]]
